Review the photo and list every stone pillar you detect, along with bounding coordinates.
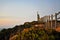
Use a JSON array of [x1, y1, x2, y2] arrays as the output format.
[[55, 13, 57, 29], [55, 12, 60, 28], [48, 15, 50, 29], [51, 14, 53, 29]]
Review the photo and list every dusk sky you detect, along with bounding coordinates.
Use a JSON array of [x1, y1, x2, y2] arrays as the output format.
[[0, 0, 60, 28]]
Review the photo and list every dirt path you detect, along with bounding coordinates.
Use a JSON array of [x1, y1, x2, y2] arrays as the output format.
[[9, 35, 18, 40]]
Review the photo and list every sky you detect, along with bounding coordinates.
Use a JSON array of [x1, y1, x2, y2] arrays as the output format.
[[0, 0, 60, 28]]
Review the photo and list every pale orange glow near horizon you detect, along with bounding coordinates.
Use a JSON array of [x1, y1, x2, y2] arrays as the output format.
[[0, 18, 23, 28], [0, 18, 19, 24]]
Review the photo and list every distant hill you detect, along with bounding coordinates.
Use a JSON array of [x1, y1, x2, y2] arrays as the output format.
[[0, 28, 4, 31]]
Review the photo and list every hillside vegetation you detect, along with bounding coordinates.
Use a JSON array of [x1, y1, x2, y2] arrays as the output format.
[[0, 21, 60, 40]]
